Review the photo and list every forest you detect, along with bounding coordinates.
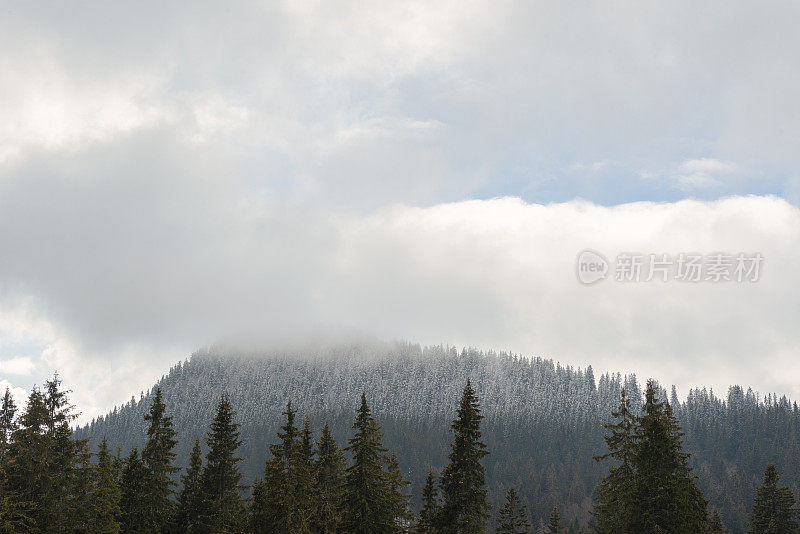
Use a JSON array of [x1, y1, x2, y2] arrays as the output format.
[[1, 341, 799, 532]]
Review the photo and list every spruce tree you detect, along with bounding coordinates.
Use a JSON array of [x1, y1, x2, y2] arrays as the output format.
[[5, 377, 81, 531], [120, 447, 148, 532], [197, 394, 244, 532], [90, 437, 122, 533], [592, 388, 636, 533], [312, 422, 346, 533], [547, 506, 561, 534], [0, 388, 16, 455], [251, 401, 307, 532], [709, 509, 726, 533], [176, 439, 203, 533], [437, 379, 491, 533], [296, 414, 316, 529], [416, 468, 439, 534], [341, 393, 394, 533], [630, 380, 708, 533], [141, 387, 179, 530], [386, 451, 412, 530], [748, 463, 798, 533], [495, 487, 530, 534]]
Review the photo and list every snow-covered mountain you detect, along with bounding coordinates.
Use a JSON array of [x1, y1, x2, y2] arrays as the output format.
[[76, 340, 800, 532]]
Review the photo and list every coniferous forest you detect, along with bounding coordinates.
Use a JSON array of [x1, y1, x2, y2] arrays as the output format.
[[1, 340, 799, 533]]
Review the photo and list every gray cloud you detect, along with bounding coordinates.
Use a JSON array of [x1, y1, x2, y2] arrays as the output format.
[[2, 1, 800, 420]]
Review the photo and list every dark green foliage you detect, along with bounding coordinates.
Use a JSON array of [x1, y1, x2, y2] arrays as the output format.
[[90, 437, 123, 533], [313, 422, 346, 533], [0, 389, 16, 454], [547, 506, 561, 534], [591, 388, 636, 533], [341, 393, 395, 533], [748, 464, 798, 534], [251, 401, 314, 532], [197, 394, 244, 532], [709, 509, 727, 533], [631, 381, 708, 533], [437, 379, 491, 533], [4, 376, 81, 531], [593, 381, 708, 533], [177, 439, 203, 533], [416, 468, 439, 533], [495, 487, 530, 534], [120, 447, 149, 532], [142, 387, 179, 530], [387, 451, 412, 530]]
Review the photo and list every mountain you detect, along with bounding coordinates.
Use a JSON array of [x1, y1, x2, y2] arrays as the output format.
[[76, 340, 800, 533]]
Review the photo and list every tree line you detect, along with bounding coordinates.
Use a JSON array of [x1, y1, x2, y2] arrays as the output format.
[[0, 375, 797, 533]]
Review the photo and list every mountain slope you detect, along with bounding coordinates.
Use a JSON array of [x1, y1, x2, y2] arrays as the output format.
[[76, 340, 800, 532]]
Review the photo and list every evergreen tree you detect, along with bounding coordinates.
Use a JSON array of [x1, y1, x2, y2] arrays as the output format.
[[0, 388, 16, 455], [592, 388, 636, 533], [416, 468, 439, 534], [495, 487, 530, 534], [437, 379, 491, 533], [197, 394, 244, 532], [547, 506, 561, 534], [341, 393, 394, 533], [630, 381, 708, 533], [90, 437, 123, 533], [748, 463, 798, 534], [312, 422, 345, 534], [709, 509, 726, 533], [296, 414, 316, 530], [141, 387, 179, 531], [120, 447, 148, 532], [386, 451, 412, 530], [72, 440, 95, 531], [5, 377, 81, 531], [176, 439, 203, 533], [251, 401, 309, 533]]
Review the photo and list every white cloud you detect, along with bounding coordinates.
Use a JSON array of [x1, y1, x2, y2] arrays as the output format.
[[0, 380, 28, 408], [3, 192, 800, 422], [0, 357, 36, 376]]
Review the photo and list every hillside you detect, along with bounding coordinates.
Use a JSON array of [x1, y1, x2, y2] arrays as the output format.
[[76, 340, 800, 532]]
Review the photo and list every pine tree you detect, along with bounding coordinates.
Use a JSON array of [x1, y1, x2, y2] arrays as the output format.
[[386, 451, 412, 530], [630, 380, 708, 533], [709, 509, 726, 533], [495, 487, 530, 534], [296, 414, 316, 530], [0, 388, 16, 455], [72, 440, 95, 530], [341, 393, 394, 533], [312, 422, 346, 533], [90, 437, 122, 533], [592, 388, 636, 533], [5, 377, 81, 531], [177, 439, 203, 533], [437, 379, 491, 533], [251, 401, 306, 532], [197, 394, 244, 532], [120, 447, 149, 532], [748, 463, 798, 534], [415, 468, 439, 533], [141, 387, 179, 530], [547, 506, 561, 534]]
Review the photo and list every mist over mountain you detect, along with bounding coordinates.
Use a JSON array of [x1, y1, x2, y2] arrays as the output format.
[[76, 340, 800, 532]]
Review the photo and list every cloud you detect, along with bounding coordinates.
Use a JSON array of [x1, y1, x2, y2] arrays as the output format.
[[0, 380, 28, 408], [2, 1, 800, 421], [669, 158, 739, 190], [0, 357, 36, 376], [2, 185, 800, 421]]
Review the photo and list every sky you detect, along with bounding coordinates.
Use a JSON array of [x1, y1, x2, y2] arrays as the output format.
[[1, 1, 800, 424]]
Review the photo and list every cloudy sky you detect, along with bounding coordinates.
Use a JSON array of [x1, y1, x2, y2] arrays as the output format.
[[2, 1, 800, 423]]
